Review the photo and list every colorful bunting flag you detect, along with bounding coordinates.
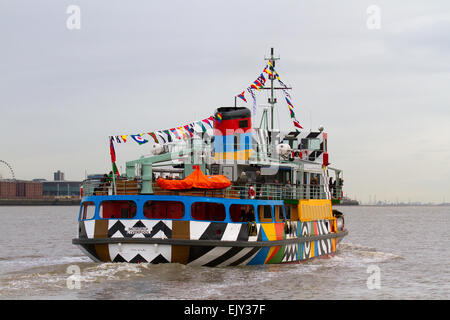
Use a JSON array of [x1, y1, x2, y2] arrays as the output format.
[[293, 119, 303, 129], [163, 130, 172, 142], [190, 123, 200, 134], [284, 94, 303, 130], [112, 162, 120, 176], [203, 118, 213, 128], [109, 137, 116, 163], [198, 121, 207, 132], [156, 131, 167, 143], [258, 73, 266, 85], [254, 79, 264, 88], [109, 137, 120, 176], [285, 97, 294, 109], [131, 134, 148, 145], [170, 128, 181, 140], [111, 114, 213, 148], [183, 125, 194, 137], [237, 91, 247, 102], [263, 66, 273, 76], [250, 83, 261, 91], [177, 127, 188, 140], [273, 71, 280, 80], [233, 61, 303, 131], [148, 132, 159, 143]]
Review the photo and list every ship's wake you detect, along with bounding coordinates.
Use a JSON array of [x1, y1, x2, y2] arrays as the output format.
[[336, 242, 403, 265], [0, 243, 402, 299]]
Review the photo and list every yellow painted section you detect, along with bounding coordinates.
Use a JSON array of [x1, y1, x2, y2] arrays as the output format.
[[261, 223, 277, 241], [298, 199, 333, 221], [310, 241, 315, 258], [213, 149, 253, 161]]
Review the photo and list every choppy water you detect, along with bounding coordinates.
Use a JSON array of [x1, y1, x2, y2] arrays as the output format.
[[0, 205, 448, 300]]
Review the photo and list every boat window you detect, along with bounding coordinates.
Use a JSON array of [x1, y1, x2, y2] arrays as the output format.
[[284, 205, 292, 220], [274, 205, 285, 222], [300, 139, 308, 149], [239, 119, 248, 128], [191, 202, 226, 221], [229, 204, 255, 222], [258, 205, 273, 222], [308, 138, 320, 150], [143, 201, 184, 219], [99, 200, 137, 219], [80, 201, 95, 220]]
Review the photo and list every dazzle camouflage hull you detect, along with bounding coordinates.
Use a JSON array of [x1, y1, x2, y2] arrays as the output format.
[[73, 195, 347, 265]]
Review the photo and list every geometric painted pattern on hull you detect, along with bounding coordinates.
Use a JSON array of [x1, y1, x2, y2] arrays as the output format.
[[76, 236, 342, 266], [75, 218, 346, 266]]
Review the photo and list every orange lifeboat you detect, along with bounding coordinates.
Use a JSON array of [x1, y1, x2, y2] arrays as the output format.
[[156, 165, 231, 190]]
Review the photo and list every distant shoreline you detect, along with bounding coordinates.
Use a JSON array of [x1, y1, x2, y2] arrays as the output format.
[[0, 199, 80, 206], [0, 199, 446, 207], [339, 204, 450, 207]]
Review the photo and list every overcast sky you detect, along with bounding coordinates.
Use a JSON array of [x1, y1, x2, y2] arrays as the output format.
[[1, 1, 449, 203]]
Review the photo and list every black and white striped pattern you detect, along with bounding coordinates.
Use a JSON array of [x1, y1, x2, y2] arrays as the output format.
[[110, 243, 171, 264], [301, 223, 311, 259], [316, 238, 332, 256], [77, 218, 340, 265], [282, 244, 298, 263]]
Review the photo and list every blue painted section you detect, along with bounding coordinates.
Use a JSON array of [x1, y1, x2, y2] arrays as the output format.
[[259, 225, 269, 242], [299, 243, 303, 260], [213, 135, 225, 153], [314, 241, 318, 257], [248, 247, 270, 265], [214, 132, 252, 154], [79, 194, 284, 224]]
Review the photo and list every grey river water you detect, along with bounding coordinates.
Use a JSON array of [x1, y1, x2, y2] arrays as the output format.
[[0, 205, 448, 300]]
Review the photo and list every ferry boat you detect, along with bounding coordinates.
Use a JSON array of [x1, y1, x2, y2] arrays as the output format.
[[73, 48, 348, 266]]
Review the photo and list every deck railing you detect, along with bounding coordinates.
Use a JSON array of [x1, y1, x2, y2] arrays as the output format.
[[163, 183, 327, 200], [82, 177, 140, 197], [82, 178, 328, 200]]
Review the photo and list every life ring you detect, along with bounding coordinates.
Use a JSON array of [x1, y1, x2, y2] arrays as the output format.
[[248, 186, 256, 199]]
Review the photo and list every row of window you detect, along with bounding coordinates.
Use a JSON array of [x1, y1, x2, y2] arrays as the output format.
[[80, 200, 292, 223]]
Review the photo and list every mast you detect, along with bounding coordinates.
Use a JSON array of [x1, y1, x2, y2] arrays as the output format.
[[261, 47, 290, 131], [268, 48, 278, 130]]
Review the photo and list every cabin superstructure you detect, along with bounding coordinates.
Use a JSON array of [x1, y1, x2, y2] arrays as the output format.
[[82, 115, 344, 203]]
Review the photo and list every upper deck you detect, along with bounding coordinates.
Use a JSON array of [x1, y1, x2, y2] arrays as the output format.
[[83, 127, 344, 201]]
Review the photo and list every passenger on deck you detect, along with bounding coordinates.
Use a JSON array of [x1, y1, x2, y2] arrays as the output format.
[[236, 172, 248, 199], [284, 180, 292, 199], [94, 174, 109, 195], [311, 176, 319, 199], [255, 171, 265, 198], [329, 177, 334, 197], [241, 206, 255, 222], [107, 171, 114, 185]]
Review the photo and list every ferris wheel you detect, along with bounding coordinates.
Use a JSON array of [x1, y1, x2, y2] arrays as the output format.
[[0, 160, 15, 180]]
